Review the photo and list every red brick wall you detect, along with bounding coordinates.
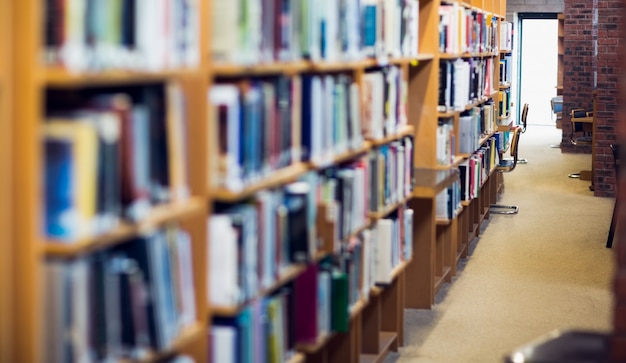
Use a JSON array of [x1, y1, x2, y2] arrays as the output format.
[[594, 1, 624, 197], [561, 0, 595, 154], [613, 1, 626, 360], [562, 0, 623, 197]]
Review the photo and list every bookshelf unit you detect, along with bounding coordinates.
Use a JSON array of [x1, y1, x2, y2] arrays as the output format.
[[11, 0, 211, 362], [5, 0, 509, 362], [406, 0, 509, 309]]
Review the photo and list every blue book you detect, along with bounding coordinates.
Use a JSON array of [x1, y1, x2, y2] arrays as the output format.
[[44, 139, 74, 240]]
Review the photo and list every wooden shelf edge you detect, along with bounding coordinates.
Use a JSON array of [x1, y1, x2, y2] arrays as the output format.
[[211, 264, 307, 317], [119, 322, 205, 363], [211, 163, 309, 202], [369, 196, 410, 220], [434, 266, 452, 292], [368, 126, 415, 146], [212, 55, 435, 76], [296, 332, 335, 354], [360, 332, 397, 363], [43, 197, 206, 257], [42, 66, 205, 86], [286, 352, 306, 363], [412, 168, 459, 198]]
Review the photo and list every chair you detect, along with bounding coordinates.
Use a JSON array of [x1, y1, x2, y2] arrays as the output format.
[[518, 103, 529, 164], [490, 126, 521, 215], [567, 107, 595, 179], [504, 329, 610, 363], [607, 143, 620, 248], [570, 108, 594, 147]]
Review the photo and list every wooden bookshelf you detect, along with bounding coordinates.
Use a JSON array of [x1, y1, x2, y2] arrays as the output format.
[[4, 0, 509, 362], [10, 0, 211, 362]]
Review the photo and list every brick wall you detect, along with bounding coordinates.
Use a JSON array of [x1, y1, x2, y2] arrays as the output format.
[[561, 0, 595, 154], [612, 1, 626, 360], [593, 0, 624, 197]]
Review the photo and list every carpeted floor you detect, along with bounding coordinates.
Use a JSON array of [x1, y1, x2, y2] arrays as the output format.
[[384, 124, 616, 363]]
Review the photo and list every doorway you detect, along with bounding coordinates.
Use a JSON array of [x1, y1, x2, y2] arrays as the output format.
[[516, 14, 559, 126]]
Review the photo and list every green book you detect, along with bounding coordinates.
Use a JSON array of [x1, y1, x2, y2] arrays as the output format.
[[331, 270, 349, 333]]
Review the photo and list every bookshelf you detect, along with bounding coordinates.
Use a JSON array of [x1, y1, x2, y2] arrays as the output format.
[[11, 0, 210, 362], [5, 0, 508, 362], [404, 0, 509, 309]]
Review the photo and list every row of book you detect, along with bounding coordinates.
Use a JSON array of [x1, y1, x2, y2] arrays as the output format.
[[458, 102, 497, 155], [212, 0, 420, 65], [436, 118, 455, 166], [458, 136, 498, 201], [368, 137, 414, 213], [438, 58, 495, 112], [208, 66, 409, 192], [210, 206, 413, 363], [44, 0, 200, 72], [43, 83, 189, 242], [498, 88, 512, 121], [209, 145, 414, 308], [436, 178, 461, 221], [499, 54, 513, 85], [500, 21, 514, 52], [44, 225, 196, 363], [438, 3, 499, 55]]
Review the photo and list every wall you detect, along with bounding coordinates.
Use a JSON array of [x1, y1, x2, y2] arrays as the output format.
[[594, 0, 624, 197], [612, 1, 626, 360], [506, 0, 564, 19], [561, 0, 595, 155]]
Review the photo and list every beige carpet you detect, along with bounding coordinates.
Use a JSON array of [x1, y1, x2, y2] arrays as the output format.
[[385, 124, 616, 363]]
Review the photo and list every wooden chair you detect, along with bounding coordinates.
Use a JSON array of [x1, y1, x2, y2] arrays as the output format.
[[607, 143, 620, 248], [518, 103, 529, 164], [570, 108, 594, 147], [490, 126, 521, 215]]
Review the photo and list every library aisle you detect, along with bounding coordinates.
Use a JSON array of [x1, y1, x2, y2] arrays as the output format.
[[384, 124, 615, 363]]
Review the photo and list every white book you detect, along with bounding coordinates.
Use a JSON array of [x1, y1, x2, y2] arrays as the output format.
[[208, 85, 242, 191], [211, 326, 237, 363], [211, 0, 240, 63], [404, 208, 414, 260], [208, 215, 240, 306], [375, 219, 393, 284]]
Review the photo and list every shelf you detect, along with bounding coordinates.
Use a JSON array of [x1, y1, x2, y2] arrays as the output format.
[[309, 142, 371, 170], [434, 266, 452, 292], [211, 264, 307, 317], [213, 60, 310, 76], [390, 259, 410, 280], [296, 333, 335, 354], [287, 353, 306, 363], [42, 66, 203, 87], [43, 197, 206, 257], [343, 219, 374, 243], [119, 322, 204, 363], [213, 55, 436, 77], [350, 297, 368, 319], [369, 126, 415, 146], [369, 196, 411, 220], [412, 168, 459, 198], [360, 332, 397, 363], [211, 163, 309, 202]]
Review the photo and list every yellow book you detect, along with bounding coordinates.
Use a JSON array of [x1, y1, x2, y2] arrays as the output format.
[[44, 119, 99, 240]]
